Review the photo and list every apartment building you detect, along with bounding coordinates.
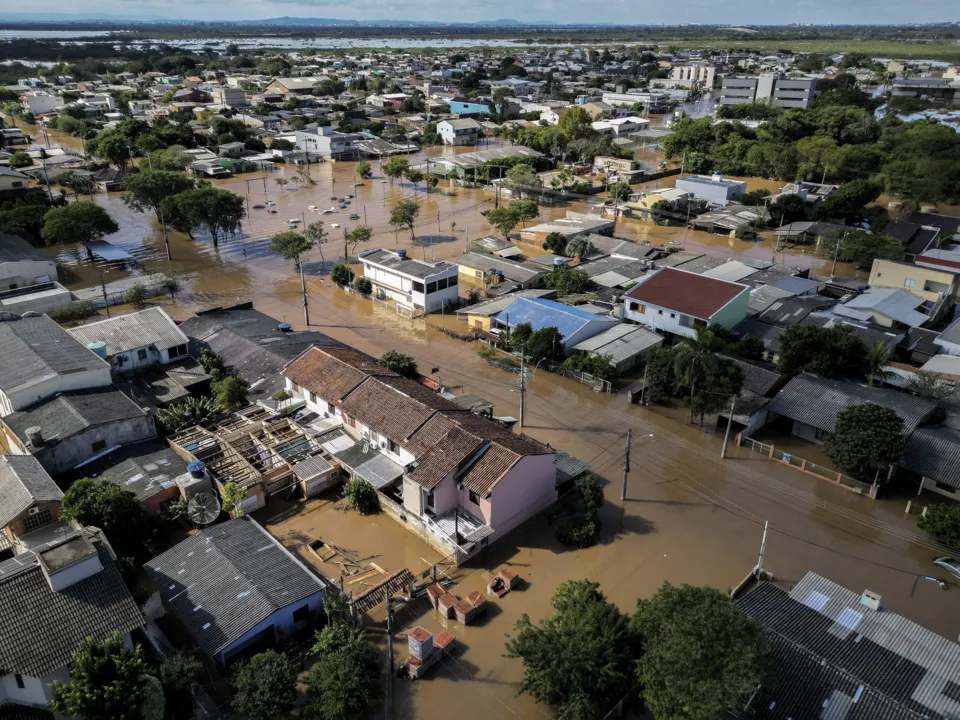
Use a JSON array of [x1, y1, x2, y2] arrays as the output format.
[[358, 248, 459, 313], [719, 74, 817, 108], [671, 65, 717, 89]]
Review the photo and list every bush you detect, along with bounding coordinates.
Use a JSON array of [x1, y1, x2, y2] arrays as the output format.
[[124, 282, 148, 309], [917, 503, 960, 549], [378, 350, 418, 378], [354, 277, 372, 295], [556, 474, 604, 548], [477, 345, 497, 360], [331, 263, 354, 286], [47, 300, 98, 324], [344, 477, 379, 515]]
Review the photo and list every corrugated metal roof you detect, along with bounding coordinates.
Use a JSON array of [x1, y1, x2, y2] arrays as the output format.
[[70, 307, 188, 355], [354, 452, 404, 490], [572, 324, 662, 364], [703, 260, 759, 283], [901, 426, 960, 489], [844, 289, 930, 328], [495, 297, 618, 342]]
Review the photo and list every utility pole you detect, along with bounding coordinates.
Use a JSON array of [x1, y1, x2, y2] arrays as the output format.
[[831, 231, 847, 278], [157, 204, 172, 262], [518, 348, 526, 428], [300, 260, 310, 326], [385, 584, 393, 720], [755, 521, 769, 578], [638, 362, 648, 406], [620, 429, 633, 501], [721, 395, 736, 458]]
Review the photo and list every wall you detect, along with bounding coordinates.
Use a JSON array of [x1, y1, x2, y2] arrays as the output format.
[[431, 474, 459, 516], [869, 260, 957, 304], [402, 475, 424, 516], [0, 258, 59, 290], [112, 344, 161, 372], [0, 665, 69, 709], [7, 500, 60, 541], [34, 413, 157, 476], [623, 301, 696, 338], [791, 419, 825, 445], [4, 365, 112, 415], [710, 288, 750, 330], [484, 454, 557, 540], [219, 590, 325, 665]]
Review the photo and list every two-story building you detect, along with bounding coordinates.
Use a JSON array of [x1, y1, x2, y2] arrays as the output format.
[[868, 259, 957, 323], [0, 233, 58, 290], [448, 97, 492, 115], [358, 248, 459, 314], [437, 118, 482, 146], [68, 307, 190, 372], [0, 454, 63, 557], [294, 127, 361, 159], [622, 267, 750, 338], [282, 346, 557, 562]]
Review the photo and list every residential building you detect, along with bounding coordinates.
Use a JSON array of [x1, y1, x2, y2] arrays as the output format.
[[146, 516, 327, 665], [675, 173, 747, 205], [670, 65, 716, 88], [456, 289, 556, 331], [19, 91, 63, 115], [0, 526, 143, 713], [68, 307, 191, 372], [570, 324, 663, 373], [591, 117, 650, 137], [0, 234, 58, 290], [0, 454, 62, 553], [834, 288, 934, 329], [0, 281, 73, 316], [1, 387, 157, 476], [719, 74, 817, 108], [901, 425, 960, 501], [520, 212, 615, 245], [282, 346, 557, 561], [601, 91, 671, 113], [448, 97, 492, 115], [492, 297, 620, 353], [82, 440, 187, 515], [881, 220, 942, 261], [622, 267, 750, 338], [763, 373, 935, 445], [425, 145, 542, 178], [891, 77, 960, 105], [294, 127, 361, 159], [0, 313, 111, 417], [916, 248, 960, 276], [358, 249, 459, 314], [264, 77, 323, 94], [934, 316, 960, 356], [211, 86, 247, 107], [0, 167, 31, 202], [437, 118, 482, 145], [457, 252, 548, 291], [736, 572, 960, 720], [868, 259, 957, 321]]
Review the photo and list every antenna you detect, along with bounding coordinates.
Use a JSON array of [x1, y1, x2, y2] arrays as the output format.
[[186, 492, 221, 526]]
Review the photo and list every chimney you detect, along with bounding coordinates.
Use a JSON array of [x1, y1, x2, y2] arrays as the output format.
[[859, 589, 881, 612], [25, 426, 43, 448]]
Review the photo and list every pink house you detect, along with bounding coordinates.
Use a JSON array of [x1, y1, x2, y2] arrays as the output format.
[[282, 346, 557, 561]]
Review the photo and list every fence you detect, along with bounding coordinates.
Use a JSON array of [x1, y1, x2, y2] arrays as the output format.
[[736, 434, 877, 498]]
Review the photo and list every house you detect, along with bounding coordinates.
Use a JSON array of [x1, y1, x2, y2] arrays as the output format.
[[456, 289, 557, 331], [437, 118, 482, 146], [0, 281, 73, 316], [0, 167, 31, 201], [590, 116, 650, 137], [1, 387, 157, 476], [211, 87, 247, 107], [622, 267, 750, 338], [492, 297, 620, 353], [146, 516, 327, 665], [448, 97, 491, 115], [900, 425, 960, 502], [0, 234, 58, 290], [425, 145, 542, 178], [265, 77, 322, 94], [81, 440, 187, 515], [881, 220, 941, 261], [357, 249, 459, 314], [294, 127, 361, 159], [457, 252, 547, 291], [571, 324, 663, 373], [519, 213, 615, 245], [0, 526, 143, 713], [179, 302, 343, 409], [282, 346, 557, 561], [0, 313, 112, 417], [68, 307, 191, 372], [868, 259, 957, 321], [916, 248, 960, 276], [20, 90, 63, 115], [763, 373, 935, 445], [0, 454, 62, 555], [935, 316, 960, 357], [834, 288, 933, 329], [736, 572, 960, 720], [675, 172, 746, 205]]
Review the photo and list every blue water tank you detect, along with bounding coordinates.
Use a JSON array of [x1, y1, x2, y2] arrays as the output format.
[[278, 323, 292, 332], [187, 461, 205, 478], [396, 249, 407, 259], [87, 341, 108, 360]]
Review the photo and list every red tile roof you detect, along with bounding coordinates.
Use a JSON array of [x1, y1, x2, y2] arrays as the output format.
[[459, 443, 521, 496], [624, 267, 747, 321], [282, 347, 395, 402], [408, 428, 485, 489]]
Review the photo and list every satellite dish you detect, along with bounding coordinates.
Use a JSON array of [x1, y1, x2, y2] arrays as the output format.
[[186, 492, 221, 525]]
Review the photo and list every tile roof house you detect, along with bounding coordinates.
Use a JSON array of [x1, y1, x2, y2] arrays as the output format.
[[0, 313, 112, 417], [0, 527, 143, 712], [68, 307, 190, 371], [622, 267, 750, 339], [282, 345, 556, 562], [0, 455, 62, 552], [736, 572, 960, 720], [145, 516, 327, 665]]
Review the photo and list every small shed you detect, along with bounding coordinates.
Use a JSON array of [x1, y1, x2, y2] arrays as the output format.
[[571, 324, 663, 373]]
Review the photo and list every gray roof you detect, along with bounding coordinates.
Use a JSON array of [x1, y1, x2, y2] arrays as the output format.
[[0, 542, 144, 676], [458, 252, 546, 284], [735, 319, 786, 353], [5, 387, 148, 449], [901, 426, 960, 489], [69, 307, 188, 355], [841, 289, 929, 328], [444, 145, 542, 170], [764, 374, 935, 434], [738, 572, 960, 720], [768, 275, 823, 296], [719, 354, 784, 397], [84, 440, 188, 502], [802, 313, 905, 351], [572, 324, 662, 364], [0, 314, 109, 394], [0, 455, 62, 527], [935, 316, 960, 348], [358, 249, 454, 280], [145, 516, 327, 658], [0, 234, 53, 264]]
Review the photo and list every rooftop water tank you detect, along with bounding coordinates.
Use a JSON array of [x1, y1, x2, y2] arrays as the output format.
[[396, 249, 407, 259], [187, 461, 206, 478], [278, 323, 292, 332], [87, 341, 108, 360]]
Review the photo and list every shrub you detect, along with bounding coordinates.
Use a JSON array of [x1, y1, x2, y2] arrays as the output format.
[[331, 263, 354, 286], [917, 503, 960, 550], [344, 477, 379, 515], [124, 282, 148, 309], [354, 277, 373, 295], [48, 300, 98, 324], [477, 345, 497, 360]]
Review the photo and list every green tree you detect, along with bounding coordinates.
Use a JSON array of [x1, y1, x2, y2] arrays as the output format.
[[40, 201, 118, 247], [484, 205, 521, 239], [383, 157, 410, 185], [525, 327, 565, 363], [354, 277, 372, 295], [50, 635, 152, 720], [511, 199, 540, 227], [59, 478, 152, 561], [542, 231, 567, 255], [777, 325, 868, 378], [212, 374, 249, 411], [344, 225, 373, 261], [608, 181, 632, 202], [824, 403, 906, 480], [769, 193, 808, 226], [509, 322, 533, 351], [159, 652, 203, 720], [304, 624, 380, 720], [566, 235, 595, 261], [269, 230, 314, 269], [389, 198, 420, 242], [304, 221, 331, 266], [917, 503, 960, 550], [344, 477, 379, 515], [231, 650, 297, 720], [404, 168, 424, 193], [156, 396, 220, 432], [57, 170, 95, 199], [425, 174, 440, 192], [331, 263, 354, 286], [644, 346, 677, 403], [0, 204, 48, 245], [221, 481, 247, 516], [545, 266, 592, 296], [673, 328, 724, 424], [167, 186, 245, 247], [825, 230, 903, 269], [121, 169, 194, 219], [816, 178, 883, 224], [632, 582, 772, 720], [505, 579, 638, 719], [504, 163, 541, 200], [557, 106, 594, 141], [356, 160, 373, 179], [8, 150, 33, 169], [124, 282, 148, 309], [865, 341, 894, 387], [379, 350, 418, 378]]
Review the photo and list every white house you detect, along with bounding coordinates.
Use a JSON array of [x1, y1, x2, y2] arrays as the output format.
[[358, 248, 459, 313], [68, 307, 190, 372], [622, 267, 750, 338], [0, 233, 58, 290], [20, 91, 63, 116], [294, 127, 361, 159], [0, 167, 31, 198], [591, 116, 651, 137], [437, 118, 482, 146]]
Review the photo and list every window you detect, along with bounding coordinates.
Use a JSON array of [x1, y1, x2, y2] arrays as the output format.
[[14, 674, 24, 690], [137, 348, 148, 361], [423, 489, 435, 512], [475, 270, 483, 279], [658, 309, 663, 315], [169, 344, 187, 359], [629, 302, 645, 313], [412, 281, 425, 293], [308, 391, 316, 403], [426, 281, 438, 293], [469, 490, 480, 505], [904, 278, 916, 288], [23, 506, 52, 532], [670, 313, 676, 319], [91, 439, 107, 453], [292, 383, 299, 392], [814, 427, 829, 441], [388, 439, 399, 454], [448, 275, 458, 287], [292, 604, 310, 624]]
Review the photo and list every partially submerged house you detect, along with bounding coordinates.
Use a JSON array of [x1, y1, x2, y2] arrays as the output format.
[[0, 234, 58, 290], [491, 297, 620, 354], [81, 440, 188, 515]]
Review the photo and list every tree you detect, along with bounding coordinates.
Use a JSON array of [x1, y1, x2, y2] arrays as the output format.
[[0, 204, 48, 245], [356, 160, 373, 179], [269, 230, 314, 269], [389, 198, 420, 241], [383, 157, 410, 185], [405, 168, 424, 193], [645, 346, 677, 403], [212, 374, 249, 411], [769, 193, 808, 226], [8, 150, 32, 169], [57, 170, 95, 198], [907, 373, 958, 410], [274, 177, 289, 191], [816, 178, 883, 224], [566, 235, 595, 261], [304, 221, 331, 266], [344, 477, 379, 515], [221, 482, 247, 516], [673, 328, 724, 423], [824, 403, 905, 480], [504, 163, 541, 200], [632, 582, 772, 720], [525, 327, 565, 363], [354, 277, 372, 295], [124, 282, 148, 309], [344, 225, 373, 261], [425, 174, 439, 192], [865, 341, 894, 387], [512, 199, 540, 227], [331, 263, 354, 286], [917, 503, 960, 550], [505, 580, 638, 719], [156, 396, 220, 432], [509, 322, 533, 352], [304, 624, 380, 720], [159, 652, 203, 719], [484, 205, 521, 239], [167, 187, 245, 247], [542, 231, 567, 255], [41, 201, 119, 246], [822, 229, 903, 269], [545, 266, 592, 296], [121, 169, 194, 219], [777, 325, 868, 379], [50, 635, 152, 720], [231, 650, 297, 720], [379, 350, 418, 378], [608, 182, 632, 202]]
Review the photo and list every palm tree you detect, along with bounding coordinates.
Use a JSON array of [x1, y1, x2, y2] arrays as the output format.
[[866, 341, 894, 387], [673, 328, 722, 424]]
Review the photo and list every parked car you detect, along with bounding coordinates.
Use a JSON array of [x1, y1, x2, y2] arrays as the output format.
[[934, 557, 960, 580], [253, 204, 265, 209]]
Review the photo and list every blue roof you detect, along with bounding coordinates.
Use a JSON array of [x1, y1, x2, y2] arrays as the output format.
[[678, 175, 746, 189], [494, 297, 617, 341]]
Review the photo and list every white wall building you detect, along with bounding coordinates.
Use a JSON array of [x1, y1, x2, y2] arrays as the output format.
[[68, 307, 191, 372], [294, 127, 361, 158], [20, 91, 63, 115], [358, 248, 459, 313], [671, 65, 717, 88], [437, 118, 482, 145], [0, 233, 58, 290]]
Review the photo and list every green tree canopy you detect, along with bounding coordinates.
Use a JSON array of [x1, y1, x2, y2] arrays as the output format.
[[231, 650, 298, 720], [379, 350, 418, 378], [59, 477, 152, 560], [917, 503, 960, 550], [121, 169, 194, 217], [525, 326, 565, 363], [777, 325, 868, 378], [824, 402, 906, 479], [389, 198, 420, 241], [383, 157, 410, 184], [544, 265, 592, 296], [304, 624, 380, 720], [268, 230, 314, 269], [0, 204, 48, 245], [166, 186, 245, 247], [41, 201, 119, 246], [504, 163, 541, 200], [542, 231, 567, 255]]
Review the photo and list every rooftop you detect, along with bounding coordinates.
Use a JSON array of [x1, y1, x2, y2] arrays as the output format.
[[358, 248, 455, 280], [69, 307, 188, 355], [494, 297, 618, 342], [677, 174, 747, 189], [0, 455, 62, 528], [624, 267, 748, 321], [0, 234, 53, 265], [458, 252, 546, 283], [83, 440, 188, 502]]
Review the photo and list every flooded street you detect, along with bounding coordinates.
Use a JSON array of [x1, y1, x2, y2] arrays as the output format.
[[29, 127, 960, 717]]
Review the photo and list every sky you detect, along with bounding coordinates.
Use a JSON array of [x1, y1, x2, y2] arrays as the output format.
[[0, 0, 955, 25]]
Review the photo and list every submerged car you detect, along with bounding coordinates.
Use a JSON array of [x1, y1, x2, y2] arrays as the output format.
[[934, 557, 960, 580]]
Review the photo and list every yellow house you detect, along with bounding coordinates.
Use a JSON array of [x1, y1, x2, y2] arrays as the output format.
[[624, 187, 690, 220], [457, 252, 547, 291], [869, 259, 958, 306]]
